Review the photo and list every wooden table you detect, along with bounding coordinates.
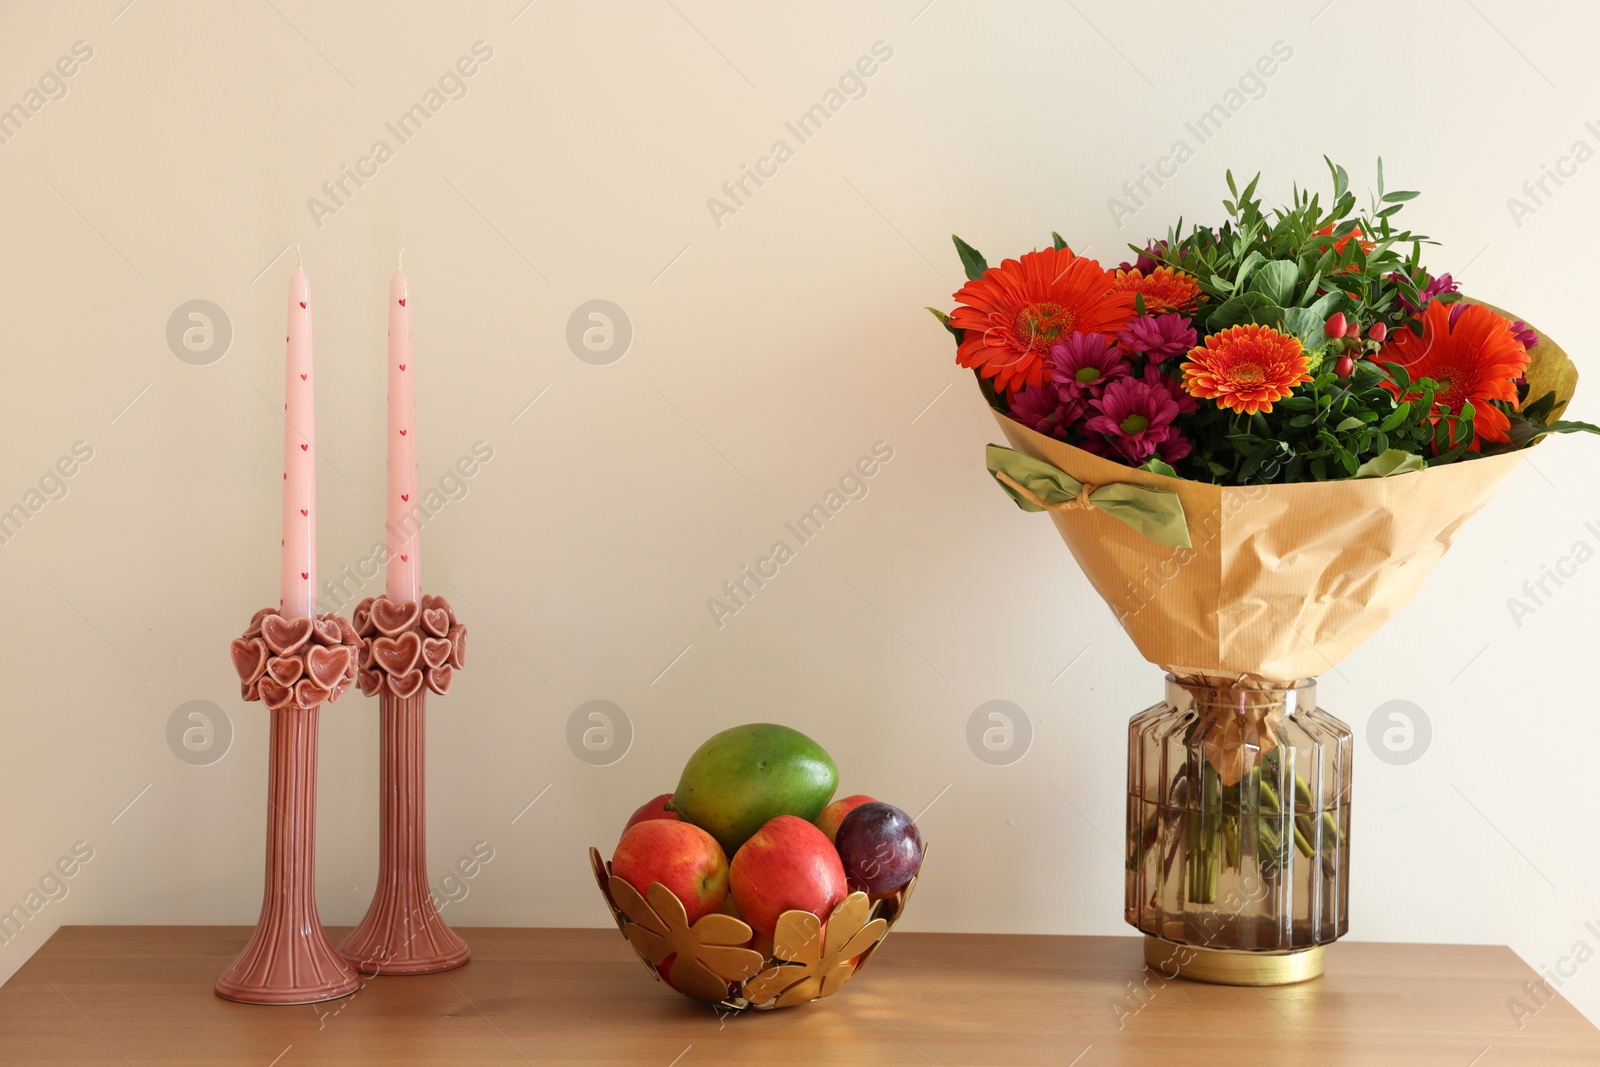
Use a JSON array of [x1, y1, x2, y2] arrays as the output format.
[[1, 927, 1595, 1065]]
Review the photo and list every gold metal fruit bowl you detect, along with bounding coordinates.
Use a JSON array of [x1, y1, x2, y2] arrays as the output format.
[[588, 846, 922, 1010]]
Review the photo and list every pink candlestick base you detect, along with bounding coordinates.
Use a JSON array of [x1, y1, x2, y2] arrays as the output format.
[[215, 706, 362, 1005], [337, 689, 469, 975]]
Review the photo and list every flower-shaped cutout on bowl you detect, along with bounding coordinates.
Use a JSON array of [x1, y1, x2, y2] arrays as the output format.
[[741, 892, 888, 1008], [603, 868, 765, 1003]]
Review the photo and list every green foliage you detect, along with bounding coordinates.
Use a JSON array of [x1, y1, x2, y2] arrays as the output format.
[[1131, 159, 1494, 484], [1141, 157, 1431, 349], [952, 235, 988, 282], [936, 161, 1594, 485], [1498, 390, 1600, 450]]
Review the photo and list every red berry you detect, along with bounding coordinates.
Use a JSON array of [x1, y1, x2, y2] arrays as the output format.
[[1324, 312, 1346, 338], [1345, 320, 1360, 339], [1368, 322, 1387, 342], [1335, 355, 1355, 378]]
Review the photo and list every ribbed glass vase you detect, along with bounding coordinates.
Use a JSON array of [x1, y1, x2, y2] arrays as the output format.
[[1126, 676, 1351, 961]]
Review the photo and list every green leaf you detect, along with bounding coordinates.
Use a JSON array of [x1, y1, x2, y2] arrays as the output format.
[[926, 306, 961, 340], [1281, 307, 1330, 350], [1521, 390, 1559, 423], [1051, 231, 1068, 251], [1381, 190, 1420, 203], [1248, 259, 1299, 305], [1325, 156, 1348, 201], [1141, 457, 1179, 478], [1354, 448, 1425, 479], [1508, 414, 1600, 447], [1335, 415, 1365, 432], [952, 235, 988, 282], [1378, 401, 1412, 432], [1234, 250, 1267, 290], [1208, 292, 1283, 332], [1304, 289, 1344, 321], [1382, 361, 1411, 393]]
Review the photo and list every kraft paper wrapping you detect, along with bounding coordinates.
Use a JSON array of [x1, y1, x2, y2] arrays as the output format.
[[989, 310, 1578, 688]]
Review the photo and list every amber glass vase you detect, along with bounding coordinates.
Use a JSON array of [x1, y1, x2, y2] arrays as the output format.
[[1126, 676, 1351, 984]]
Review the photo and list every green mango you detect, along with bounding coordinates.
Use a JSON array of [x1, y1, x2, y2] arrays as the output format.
[[671, 724, 838, 853]]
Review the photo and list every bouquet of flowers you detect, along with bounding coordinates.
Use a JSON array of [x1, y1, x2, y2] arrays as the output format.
[[931, 161, 1592, 975], [932, 159, 1592, 681]]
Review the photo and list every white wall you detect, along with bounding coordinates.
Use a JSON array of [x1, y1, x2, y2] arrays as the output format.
[[2, 0, 1597, 1027]]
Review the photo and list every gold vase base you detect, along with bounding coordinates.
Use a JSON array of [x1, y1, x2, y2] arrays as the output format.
[[1143, 936, 1326, 986]]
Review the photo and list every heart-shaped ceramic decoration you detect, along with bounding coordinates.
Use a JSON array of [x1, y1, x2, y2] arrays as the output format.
[[421, 607, 450, 638], [265, 655, 303, 687], [257, 676, 295, 711], [243, 607, 273, 639], [421, 637, 451, 669], [230, 637, 268, 684], [386, 669, 425, 699], [294, 679, 331, 709], [261, 614, 314, 655], [447, 625, 467, 669], [371, 632, 422, 677], [425, 663, 453, 695], [306, 644, 352, 690], [358, 668, 384, 697], [352, 601, 375, 637], [370, 597, 421, 636], [313, 616, 344, 645]]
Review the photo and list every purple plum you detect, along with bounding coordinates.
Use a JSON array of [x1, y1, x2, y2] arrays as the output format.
[[834, 802, 923, 895]]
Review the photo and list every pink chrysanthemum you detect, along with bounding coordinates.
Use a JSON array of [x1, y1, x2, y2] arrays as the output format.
[[1116, 313, 1198, 361], [1049, 331, 1130, 401], [1084, 378, 1181, 465], [1008, 384, 1071, 439]]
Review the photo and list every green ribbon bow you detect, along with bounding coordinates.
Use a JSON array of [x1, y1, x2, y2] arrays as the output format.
[[985, 444, 1192, 549]]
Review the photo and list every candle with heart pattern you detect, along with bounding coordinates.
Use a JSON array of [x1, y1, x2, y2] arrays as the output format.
[[386, 258, 420, 605], [281, 267, 316, 619]]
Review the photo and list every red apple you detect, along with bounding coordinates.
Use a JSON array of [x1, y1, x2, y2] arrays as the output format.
[[612, 820, 729, 923], [815, 794, 875, 842], [729, 815, 848, 935], [624, 793, 682, 832]]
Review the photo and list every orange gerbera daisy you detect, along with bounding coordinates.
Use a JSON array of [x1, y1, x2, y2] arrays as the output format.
[[1311, 223, 1376, 256], [1375, 299, 1529, 449], [1182, 324, 1311, 415], [1310, 223, 1376, 274], [950, 247, 1137, 394], [1109, 266, 1201, 313]]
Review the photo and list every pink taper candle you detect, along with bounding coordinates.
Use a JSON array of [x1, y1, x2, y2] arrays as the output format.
[[386, 255, 420, 604], [280, 265, 317, 619]]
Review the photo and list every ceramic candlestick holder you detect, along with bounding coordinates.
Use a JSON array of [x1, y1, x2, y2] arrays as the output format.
[[337, 594, 469, 975], [218, 608, 363, 1005]]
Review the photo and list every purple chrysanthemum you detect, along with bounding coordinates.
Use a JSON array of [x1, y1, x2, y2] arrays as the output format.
[[1008, 383, 1071, 439], [1083, 378, 1180, 465], [1117, 234, 1211, 273], [1155, 429, 1192, 464], [1390, 271, 1460, 316], [1509, 319, 1540, 350], [1140, 364, 1197, 414], [1117, 314, 1199, 361], [1118, 240, 1168, 274], [1049, 331, 1130, 401]]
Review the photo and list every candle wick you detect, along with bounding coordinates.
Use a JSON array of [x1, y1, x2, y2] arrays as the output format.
[[295, 244, 303, 268]]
